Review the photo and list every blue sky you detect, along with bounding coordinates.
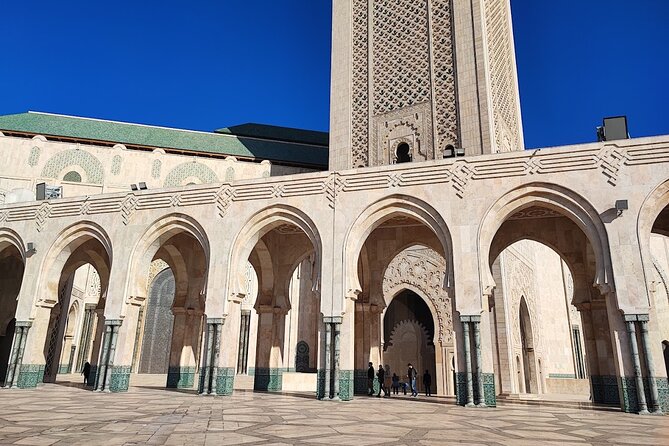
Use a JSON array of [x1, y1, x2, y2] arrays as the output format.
[[1, 0, 667, 149]]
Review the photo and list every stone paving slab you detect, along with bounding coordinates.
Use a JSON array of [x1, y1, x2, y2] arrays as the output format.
[[0, 384, 666, 445]]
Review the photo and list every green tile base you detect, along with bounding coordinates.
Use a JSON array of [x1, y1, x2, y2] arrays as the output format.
[[17, 364, 45, 388], [216, 367, 235, 396], [58, 364, 71, 375], [166, 366, 196, 389], [339, 370, 354, 401], [591, 375, 620, 405], [620, 376, 669, 413], [455, 372, 496, 407], [317, 369, 326, 399], [109, 366, 131, 392], [253, 367, 283, 392]]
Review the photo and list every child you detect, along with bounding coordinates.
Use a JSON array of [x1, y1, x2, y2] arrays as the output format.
[[391, 373, 400, 395]]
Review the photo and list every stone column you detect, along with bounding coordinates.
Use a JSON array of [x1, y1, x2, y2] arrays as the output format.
[[95, 322, 112, 392], [624, 315, 648, 414], [461, 316, 474, 407], [472, 317, 486, 407], [638, 316, 662, 414], [198, 321, 215, 394], [323, 319, 333, 399], [4, 321, 31, 388]]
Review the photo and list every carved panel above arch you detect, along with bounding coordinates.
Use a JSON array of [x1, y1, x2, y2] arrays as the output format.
[[382, 246, 452, 344]]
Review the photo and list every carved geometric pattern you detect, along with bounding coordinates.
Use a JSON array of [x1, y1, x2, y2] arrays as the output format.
[[164, 161, 219, 187], [324, 172, 343, 209], [28, 146, 41, 167], [111, 155, 122, 175], [383, 246, 452, 343], [151, 159, 162, 179], [225, 166, 235, 182], [35, 202, 50, 232], [431, 0, 459, 153], [147, 259, 170, 287], [509, 206, 563, 220], [41, 149, 104, 184], [504, 248, 539, 349], [216, 185, 234, 218], [597, 145, 626, 186], [372, 0, 431, 115], [451, 162, 472, 198], [351, 0, 369, 168], [121, 195, 137, 225], [484, 0, 521, 153]]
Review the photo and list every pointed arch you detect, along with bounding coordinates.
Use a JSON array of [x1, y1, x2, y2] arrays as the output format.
[[228, 205, 322, 300], [478, 183, 613, 297], [344, 195, 453, 299]]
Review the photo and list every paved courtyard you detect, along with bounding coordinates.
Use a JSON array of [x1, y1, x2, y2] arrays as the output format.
[[0, 384, 667, 446]]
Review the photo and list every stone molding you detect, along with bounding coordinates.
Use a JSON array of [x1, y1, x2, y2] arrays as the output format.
[[2, 139, 666, 231]]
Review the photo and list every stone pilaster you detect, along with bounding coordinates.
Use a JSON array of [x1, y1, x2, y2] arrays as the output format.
[[461, 316, 474, 407]]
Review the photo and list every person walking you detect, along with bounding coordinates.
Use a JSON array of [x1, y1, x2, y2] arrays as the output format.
[[82, 361, 91, 386], [367, 362, 375, 396], [407, 363, 418, 397], [423, 370, 432, 396], [391, 373, 400, 395], [376, 364, 388, 397], [384, 364, 391, 397]]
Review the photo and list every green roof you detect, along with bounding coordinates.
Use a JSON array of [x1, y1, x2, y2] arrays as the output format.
[[0, 112, 328, 167], [216, 123, 328, 146]]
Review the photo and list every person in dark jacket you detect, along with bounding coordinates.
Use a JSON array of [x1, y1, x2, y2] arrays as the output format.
[[391, 373, 400, 395], [407, 363, 417, 397], [423, 370, 432, 396], [367, 362, 375, 396], [82, 361, 91, 386], [376, 364, 388, 397]]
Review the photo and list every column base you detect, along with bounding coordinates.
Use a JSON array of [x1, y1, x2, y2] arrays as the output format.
[[16, 364, 45, 389], [215, 368, 235, 395], [619, 376, 669, 414], [455, 372, 496, 407], [166, 366, 197, 389], [253, 368, 283, 392], [109, 366, 131, 392]]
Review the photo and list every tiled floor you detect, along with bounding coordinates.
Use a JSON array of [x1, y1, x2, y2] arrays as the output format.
[[0, 384, 666, 445]]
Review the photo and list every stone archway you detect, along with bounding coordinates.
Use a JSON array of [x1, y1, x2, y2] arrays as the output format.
[[380, 245, 454, 396]]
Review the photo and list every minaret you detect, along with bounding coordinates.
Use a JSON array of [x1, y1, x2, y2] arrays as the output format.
[[329, 0, 524, 170]]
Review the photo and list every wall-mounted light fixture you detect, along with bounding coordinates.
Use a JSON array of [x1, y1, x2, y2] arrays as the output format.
[[615, 200, 628, 216]]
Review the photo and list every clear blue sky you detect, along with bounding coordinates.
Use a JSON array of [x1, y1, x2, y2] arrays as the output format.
[[1, 0, 667, 149]]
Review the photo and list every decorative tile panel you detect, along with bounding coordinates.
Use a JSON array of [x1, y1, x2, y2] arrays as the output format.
[[216, 367, 235, 396]]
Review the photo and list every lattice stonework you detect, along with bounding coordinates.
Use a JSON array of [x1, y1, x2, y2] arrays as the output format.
[[28, 146, 41, 167], [41, 149, 104, 184], [431, 0, 459, 152], [351, 0, 458, 167], [151, 159, 161, 179], [484, 0, 521, 152], [372, 0, 431, 115], [163, 161, 219, 187], [111, 155, 122, 175], [351, 0, 369, 168]]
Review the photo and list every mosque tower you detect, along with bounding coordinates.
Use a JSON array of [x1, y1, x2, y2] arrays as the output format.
[[329, 0, 524, 170]]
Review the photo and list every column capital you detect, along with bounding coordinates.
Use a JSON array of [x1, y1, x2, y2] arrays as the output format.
[[15, 320, 32, 328], [323, 316, 343, 325], [105, 319, 123, 327], [206, 317, 225, 325], [460, 315, 481, 323], [623, 313, 649, 322]]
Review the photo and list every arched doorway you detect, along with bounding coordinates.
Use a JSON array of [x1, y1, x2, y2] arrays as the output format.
[[383, 289, 437, 395]]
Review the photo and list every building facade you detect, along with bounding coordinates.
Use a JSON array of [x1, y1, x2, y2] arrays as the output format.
[[0, 0, 668, 415]]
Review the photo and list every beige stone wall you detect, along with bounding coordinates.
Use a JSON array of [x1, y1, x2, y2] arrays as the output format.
[[0, 134, 315, 204]]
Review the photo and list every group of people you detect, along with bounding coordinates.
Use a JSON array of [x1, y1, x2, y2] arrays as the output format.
[[367, 362, 432, 398]]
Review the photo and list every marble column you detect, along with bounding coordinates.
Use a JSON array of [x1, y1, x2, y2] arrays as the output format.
[[472, 317, 486, 407], [638, 316, 662, 414], [461, 316, 474, 407], [198, 321, 215, 394], [4, 321, 31, 388], [323, 320, 332, 399], [624, 316, 648, 414]]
